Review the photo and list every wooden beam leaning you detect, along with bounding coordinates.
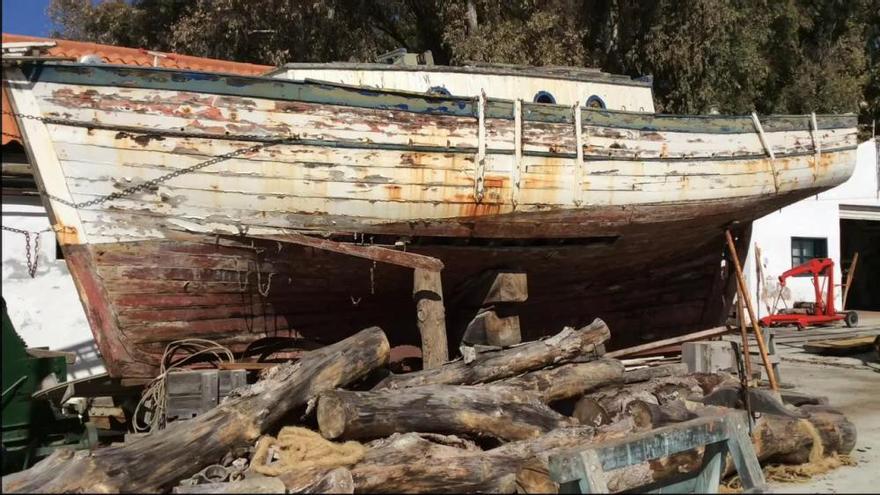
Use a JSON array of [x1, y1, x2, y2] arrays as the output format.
[[724, 229, 779, 391], [842, 252, 859, 310], [606, 326, 729, 359]]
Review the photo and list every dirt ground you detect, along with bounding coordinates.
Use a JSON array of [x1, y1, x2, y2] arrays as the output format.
[[768, 343, 880, 493]]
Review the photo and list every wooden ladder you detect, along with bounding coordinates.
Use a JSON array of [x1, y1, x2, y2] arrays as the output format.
[[548, 410, 767, 493]]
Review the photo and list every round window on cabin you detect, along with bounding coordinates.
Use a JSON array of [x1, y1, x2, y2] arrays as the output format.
[[586, 95, 606, 109], [427, 86, 451, 96], [533, 91, 556, 104]]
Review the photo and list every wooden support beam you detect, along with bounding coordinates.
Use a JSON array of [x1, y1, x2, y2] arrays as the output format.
[[737, 296, 754, 382], [724, 229, 779, 392], [413, 268, 449, 369], [249, 232, 448, 368], [606, 326, 730, 359], [250, 232, 443, 271], [842, 252, 859, 310]]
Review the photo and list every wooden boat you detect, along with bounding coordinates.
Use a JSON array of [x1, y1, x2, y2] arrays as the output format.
[[4, 58, 857, 378]]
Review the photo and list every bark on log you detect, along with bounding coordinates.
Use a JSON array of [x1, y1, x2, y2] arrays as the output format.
[[281, 421, 669, 494], [616, 400, 857, 483], [582, 373, 737, 422], [759, 405, 857, 465], [280, 423, 635, 494], [1, 328, 391, 494], [299, 467, 354, 494], [375, 318, 610, 390], [413, 268, 449, 369], [623, 363, 688, 383], [317, 385, 574, 441], [625, 399, 697, 429], [572, 397, 611, 426], [497, 358, 624, 403], [173, 476, 286, 494]]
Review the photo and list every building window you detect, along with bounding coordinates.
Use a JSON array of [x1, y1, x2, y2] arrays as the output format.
[[533, 91, 556, 104], [791, 237, 827, 268], [427, 85, 451, 96], [585, 95, 606, 109]]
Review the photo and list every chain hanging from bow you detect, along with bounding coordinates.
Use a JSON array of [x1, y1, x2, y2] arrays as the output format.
[[1, 225, 49, 277]]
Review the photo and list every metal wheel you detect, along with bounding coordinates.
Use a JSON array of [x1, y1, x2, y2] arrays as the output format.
[[845, 311, 859, 328]]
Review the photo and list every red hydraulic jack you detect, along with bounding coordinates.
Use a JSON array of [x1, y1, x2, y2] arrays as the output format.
[[759, 258, 859, 330]]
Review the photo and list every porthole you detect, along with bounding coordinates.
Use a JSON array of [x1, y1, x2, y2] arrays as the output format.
[[586, 95, 606, 109], [533, 91, 556, 104], [427, 86, 451, 96]]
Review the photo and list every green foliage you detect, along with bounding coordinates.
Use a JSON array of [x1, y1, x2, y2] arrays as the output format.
[[46, 0, 877, 134]]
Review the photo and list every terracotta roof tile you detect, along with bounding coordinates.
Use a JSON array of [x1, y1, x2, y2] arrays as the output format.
[[2, 33, 273, 145]]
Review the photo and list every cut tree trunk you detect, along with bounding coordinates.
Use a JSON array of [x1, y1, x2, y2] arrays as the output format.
[[1, 328, 391, 494], [375, 318, 610, 390], [581, 373, 737, 422], [615, 400, 857, 482], [317, 385, 574, 442], [279, 423, 636, 494], [497, 358, 624, 403]]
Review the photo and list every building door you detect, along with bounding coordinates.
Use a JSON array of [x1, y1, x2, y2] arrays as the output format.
[[840, 218, 880, 310]]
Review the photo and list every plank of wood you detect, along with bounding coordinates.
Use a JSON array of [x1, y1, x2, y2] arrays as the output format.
[[217, 362, 278, 371], [803, 336, 877, 355], [725, 229, 779, 391], [251, 232, 444, 272], [842, 252, 859, 310], [606, 326, 731, 358]]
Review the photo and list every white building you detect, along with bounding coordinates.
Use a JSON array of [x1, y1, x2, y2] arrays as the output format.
[[2, 147, 105, 379], [744, 138, 879, 320]]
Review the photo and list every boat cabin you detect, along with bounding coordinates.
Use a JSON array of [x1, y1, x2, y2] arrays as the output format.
[[266, 51, 655, 112]]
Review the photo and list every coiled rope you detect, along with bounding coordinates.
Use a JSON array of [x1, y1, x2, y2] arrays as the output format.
[[133, 338, 235, 433]]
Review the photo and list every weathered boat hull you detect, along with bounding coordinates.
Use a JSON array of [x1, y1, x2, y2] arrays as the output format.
[[5, 63, 858, 377]]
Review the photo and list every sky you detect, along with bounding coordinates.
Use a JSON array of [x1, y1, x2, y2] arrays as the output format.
[[3, 0, 54, 37]]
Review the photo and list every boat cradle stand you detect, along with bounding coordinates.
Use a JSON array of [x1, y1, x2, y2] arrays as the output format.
[[250, 232, 449, 368], [548, 409, 767, 493]]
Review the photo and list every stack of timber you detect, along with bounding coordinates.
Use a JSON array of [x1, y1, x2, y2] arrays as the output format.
[[1, 320, 857, 494]]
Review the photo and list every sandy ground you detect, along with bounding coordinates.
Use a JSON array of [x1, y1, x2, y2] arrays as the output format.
[[767, 345, 880, 493]]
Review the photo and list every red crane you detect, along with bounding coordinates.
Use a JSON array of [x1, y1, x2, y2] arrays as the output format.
[[759, 258, 859, 330]]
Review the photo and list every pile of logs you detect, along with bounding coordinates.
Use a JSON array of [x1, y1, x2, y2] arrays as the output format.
[[1, 320, 857, 494]]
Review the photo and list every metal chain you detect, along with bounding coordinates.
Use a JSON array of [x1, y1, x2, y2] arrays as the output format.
[[1, 225, 49, 277], [1, 110, 293, 209]]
